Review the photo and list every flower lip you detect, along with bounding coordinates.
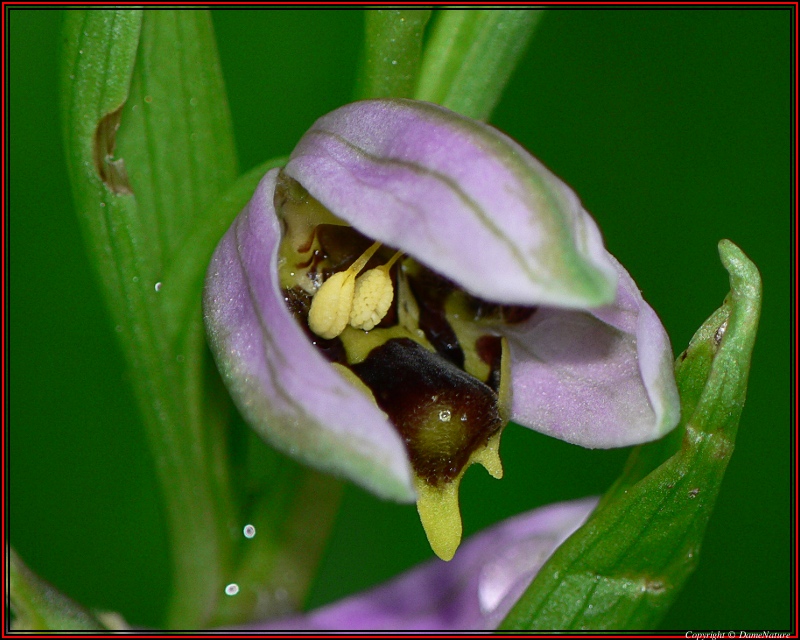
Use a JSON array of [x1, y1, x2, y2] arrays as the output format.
[[284, 98, 619, 310]]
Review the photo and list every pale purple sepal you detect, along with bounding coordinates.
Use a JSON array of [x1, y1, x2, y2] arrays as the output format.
[[203, 169, 415, 502], [502, 254, 681, 448], [236, 497, 598, 631], [285, 99, 618, 309]]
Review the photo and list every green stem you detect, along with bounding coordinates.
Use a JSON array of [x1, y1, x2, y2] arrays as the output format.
[[61, 10, 240, 627], [416, 9, 542, 121], [355, 9, 431, 100]]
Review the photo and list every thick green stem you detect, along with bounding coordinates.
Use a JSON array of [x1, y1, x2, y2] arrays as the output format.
[[61, 10, 240, 627]]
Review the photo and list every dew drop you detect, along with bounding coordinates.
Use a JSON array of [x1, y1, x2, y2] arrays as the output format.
[[438, 409, 451, 422], [154, 282, 162, 292], [132, 276, 139, 283], [243, 524, 256, 539], [225, 583, 239, 596], [189, 97, 198, 107], [144, 95, 153, 104]]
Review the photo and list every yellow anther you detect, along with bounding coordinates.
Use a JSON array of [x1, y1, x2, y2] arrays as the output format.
[[307, 241, 382, 339], [350, 251, 404, 331], [350, 270, 393, 331], [307, 271, 356, 339]]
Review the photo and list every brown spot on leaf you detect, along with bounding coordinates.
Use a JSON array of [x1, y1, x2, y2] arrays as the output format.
[[93, 105, 132, 195], [644, 578, 665, 594], [714, 320, 728, 345]]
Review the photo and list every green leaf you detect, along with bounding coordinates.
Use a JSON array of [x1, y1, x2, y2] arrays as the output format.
[[415, 9, 542, 121], [9, 548, 108, 630], [500, 240, 762, 630], [61, 9, 241, 627], [355, 9, 431, 100]]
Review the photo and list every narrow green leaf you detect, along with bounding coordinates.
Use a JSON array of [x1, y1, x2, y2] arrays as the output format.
[[415, 9, 542, 121], [355, 9, 431, 100], [500, 240, 762, 630], [61, 9, 240, 627], [9, 548, 106, 630]]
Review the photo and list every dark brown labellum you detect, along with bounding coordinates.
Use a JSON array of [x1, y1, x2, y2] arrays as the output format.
[[351, 338, 502, 486]]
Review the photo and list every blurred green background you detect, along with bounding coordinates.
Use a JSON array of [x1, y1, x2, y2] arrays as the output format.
[[8, 9, 791, 630]]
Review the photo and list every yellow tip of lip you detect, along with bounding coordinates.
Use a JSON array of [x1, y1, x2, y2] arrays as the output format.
[[415, 477, 462, 561], [414, 429, 505, 561]]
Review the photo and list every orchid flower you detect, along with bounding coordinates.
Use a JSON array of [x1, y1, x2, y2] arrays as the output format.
[[203, 98, 680, 562], [238, 497, 599, 631]]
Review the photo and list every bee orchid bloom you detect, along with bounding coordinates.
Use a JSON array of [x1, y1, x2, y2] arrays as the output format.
[[204, 99, 680, 560]]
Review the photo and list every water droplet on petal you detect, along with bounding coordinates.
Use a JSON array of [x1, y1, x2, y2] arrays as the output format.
[[225, 583, 239, 596], [243, 524, 256, 539], [154, 282, 162, 292]]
